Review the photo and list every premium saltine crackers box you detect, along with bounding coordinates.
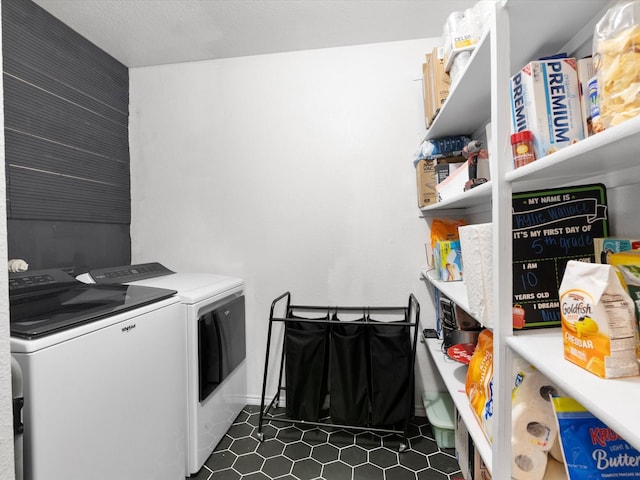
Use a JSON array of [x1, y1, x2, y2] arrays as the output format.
[[510, 58, 584, 160]]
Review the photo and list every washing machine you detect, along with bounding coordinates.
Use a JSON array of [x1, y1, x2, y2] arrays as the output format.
[[79, 262, 247, 476], [9, 268, 187, 480]]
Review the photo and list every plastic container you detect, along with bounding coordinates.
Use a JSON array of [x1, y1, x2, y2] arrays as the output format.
[[511, 130, 536, 168], [422, 391, 455, 449]]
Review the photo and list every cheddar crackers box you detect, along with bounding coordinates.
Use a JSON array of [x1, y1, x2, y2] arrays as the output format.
[[559, 260, 639, 379], [510, 58, 584, 159]]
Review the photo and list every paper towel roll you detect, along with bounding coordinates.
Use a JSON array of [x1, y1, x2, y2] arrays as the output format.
[[548, 435, 564, 463], [542, 457, 568, 480], [512, 401, 557, 452], [512, 359, 559, 451], [458, 223, 493, 326], [512, 437, 548, 480], [513, 361, 559, 409]]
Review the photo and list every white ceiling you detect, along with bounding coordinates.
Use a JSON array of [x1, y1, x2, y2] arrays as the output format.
[[32, 0, 479, 68]]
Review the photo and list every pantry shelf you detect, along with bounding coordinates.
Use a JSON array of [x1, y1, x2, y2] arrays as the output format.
[[506, 329, 640, 452], [417, 1, 630, 477], [421, 269, 474, 319], [419, 180, 492, 215], [506, 0, 607, 75], [425, 337, 492, 471], [425, 31, 491, 140], [507, 115, 640, 193]]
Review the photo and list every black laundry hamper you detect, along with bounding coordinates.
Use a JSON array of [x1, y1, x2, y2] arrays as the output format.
[[258, 292, 419, 452], [328, 317, 369, 426], [284, 314, 329, 421], [368, 319, 414, 427]]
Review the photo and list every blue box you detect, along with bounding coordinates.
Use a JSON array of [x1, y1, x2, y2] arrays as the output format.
[[434, 240, 463, 282]]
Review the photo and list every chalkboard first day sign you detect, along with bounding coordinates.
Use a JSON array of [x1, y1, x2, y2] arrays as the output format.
[[512, 183, 609, 329]]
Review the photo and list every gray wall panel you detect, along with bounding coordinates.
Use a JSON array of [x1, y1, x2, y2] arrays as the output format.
[[4, 75, 130, 161], [5, 130, 130, 185], [3, 0, 131, 270]]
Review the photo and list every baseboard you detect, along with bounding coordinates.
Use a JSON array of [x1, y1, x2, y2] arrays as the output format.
[[245, 394, 427, 417]]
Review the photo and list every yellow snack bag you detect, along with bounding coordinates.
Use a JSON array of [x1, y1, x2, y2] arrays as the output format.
[[430, 218, 466, 248], [465, 329, 494, 441]]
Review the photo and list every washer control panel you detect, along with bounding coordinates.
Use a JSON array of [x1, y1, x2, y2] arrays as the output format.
[[89, 262, 175, 284]]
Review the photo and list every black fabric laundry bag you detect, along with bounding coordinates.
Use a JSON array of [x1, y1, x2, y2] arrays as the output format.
[[368, 319, 413, 427], [329, 318, 369, 426], [284, 314, 329, 421]]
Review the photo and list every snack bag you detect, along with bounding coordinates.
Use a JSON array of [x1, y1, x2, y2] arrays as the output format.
[[430, 218, 467, 248], [594, 1, 640, 128], [559, 261, 639, 379], [465, 329, 494, 441], [552, 396, 640, 479]]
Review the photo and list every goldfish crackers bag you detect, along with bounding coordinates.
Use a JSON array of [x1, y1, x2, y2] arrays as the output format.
[[559, 260, 639, 378]]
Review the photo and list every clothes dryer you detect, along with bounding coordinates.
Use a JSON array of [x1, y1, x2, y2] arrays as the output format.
[[79, 262, 246, 475]]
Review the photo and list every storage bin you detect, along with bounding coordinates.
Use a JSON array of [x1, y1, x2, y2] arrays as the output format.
[[422, 391, 455, 449]]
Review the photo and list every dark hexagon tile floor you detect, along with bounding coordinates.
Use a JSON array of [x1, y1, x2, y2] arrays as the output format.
[[188, 405, 462, 480]]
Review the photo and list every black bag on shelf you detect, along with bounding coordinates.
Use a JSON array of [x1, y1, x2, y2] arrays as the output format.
[[329, 315, 370, 426], [284, 313, 329, 421], [368, 318, 413, 427]]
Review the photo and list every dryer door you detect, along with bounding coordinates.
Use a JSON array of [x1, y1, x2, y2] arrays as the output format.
[[198, 295, 246, 402]]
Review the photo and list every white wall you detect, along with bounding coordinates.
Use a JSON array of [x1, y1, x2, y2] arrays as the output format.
[[0, 5, 16, 477], [129, 38, 445, 410]]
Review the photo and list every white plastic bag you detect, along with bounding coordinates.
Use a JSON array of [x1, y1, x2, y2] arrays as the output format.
[[593, 1, 640, 128]]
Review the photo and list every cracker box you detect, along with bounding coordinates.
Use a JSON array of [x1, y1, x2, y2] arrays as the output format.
[[510, 58, 584, 159], [433, 240, 463, 282], [577, 57, 596, 137]]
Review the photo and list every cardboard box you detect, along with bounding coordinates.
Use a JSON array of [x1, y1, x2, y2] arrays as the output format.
[[473, 445, 491, 479], [422, 56, 434, 128], [510, 58, 584, 159], [430, 47, 450, 117], [416, 159, 437, 208], [455, 409, 473, 480]]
